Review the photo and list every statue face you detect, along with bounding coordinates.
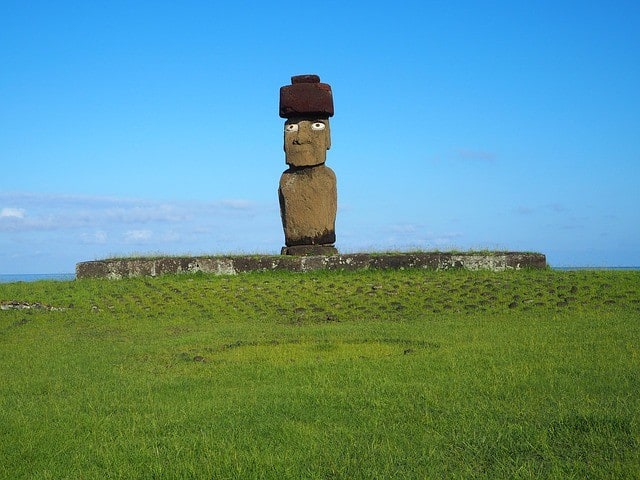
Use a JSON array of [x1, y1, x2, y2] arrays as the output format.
[[284, 118, 331, 167]]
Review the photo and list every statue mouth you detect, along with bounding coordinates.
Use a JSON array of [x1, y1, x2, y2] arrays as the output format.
[[288, 145, 317, 154]]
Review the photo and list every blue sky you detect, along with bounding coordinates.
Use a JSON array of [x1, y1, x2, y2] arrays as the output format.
[[1, 1, 639, 273]]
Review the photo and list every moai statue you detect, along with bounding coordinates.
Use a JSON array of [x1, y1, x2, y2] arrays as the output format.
[[278, 74, 338, 255]]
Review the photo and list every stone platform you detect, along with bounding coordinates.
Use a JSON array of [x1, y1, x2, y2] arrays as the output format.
[[76, 251, 546, 279]]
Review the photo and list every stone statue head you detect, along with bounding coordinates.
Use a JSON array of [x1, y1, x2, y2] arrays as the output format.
[[283, 117, 331, 167], [279, 75, 334, 168]]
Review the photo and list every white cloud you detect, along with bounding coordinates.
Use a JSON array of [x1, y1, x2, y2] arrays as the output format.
[[0, 192, 263, 232], [160, 230, 182, 242], [220, 199, 255, 209], [1, 207, 25, 219], [80, 231, 108, 244], [105, 204, 191, 223], [429, 233, 463, 246], [124, 230, 153, 243]]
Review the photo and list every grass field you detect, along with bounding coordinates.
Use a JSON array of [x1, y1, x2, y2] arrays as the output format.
[[1, 268, 638, 479]]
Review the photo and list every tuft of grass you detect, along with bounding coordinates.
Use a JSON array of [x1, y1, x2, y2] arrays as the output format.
[[0, 269, 638, 479]]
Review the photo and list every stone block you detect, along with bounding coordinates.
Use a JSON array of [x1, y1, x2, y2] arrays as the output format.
[[280, 75, 334, 118], [281, 245, 338, 256]]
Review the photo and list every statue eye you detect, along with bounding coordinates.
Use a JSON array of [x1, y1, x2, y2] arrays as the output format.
[[285, 124, 299, 132], [311, 122, 326, 131]]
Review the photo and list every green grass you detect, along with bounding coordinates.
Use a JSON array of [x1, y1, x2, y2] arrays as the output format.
[[1, 269, 638, 479]]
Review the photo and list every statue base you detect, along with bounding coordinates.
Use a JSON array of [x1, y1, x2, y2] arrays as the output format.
[[281, 245, 338, 256]]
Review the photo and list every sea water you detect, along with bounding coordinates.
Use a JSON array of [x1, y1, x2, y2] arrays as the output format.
[[0, 273, 76, 283]]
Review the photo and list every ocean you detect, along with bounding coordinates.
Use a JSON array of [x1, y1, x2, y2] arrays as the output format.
[[0, 273, 76, 283]]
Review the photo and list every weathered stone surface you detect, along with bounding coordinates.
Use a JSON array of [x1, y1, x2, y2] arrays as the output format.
[[280, 75, 333, 118], [279, 165, 337, 247], [231, 255, 303, 273], [76, 252, 547, 279], [1, 301, 66, 311], [281, 245, 338, 256], [291, 74, 320, 84]]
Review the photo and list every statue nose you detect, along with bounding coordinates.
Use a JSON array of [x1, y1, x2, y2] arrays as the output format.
[[292, 126, 311, 145]]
